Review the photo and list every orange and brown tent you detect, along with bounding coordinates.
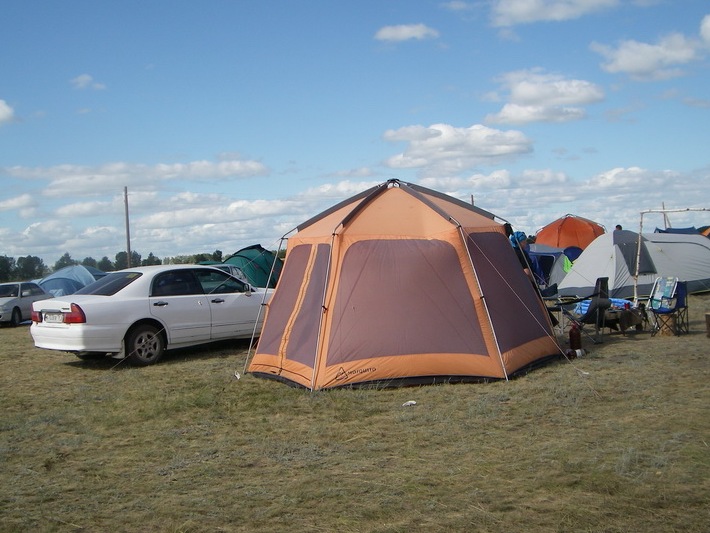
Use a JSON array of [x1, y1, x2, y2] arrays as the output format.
[[248, 180, 559, 390], [535, 214, 605, 250]]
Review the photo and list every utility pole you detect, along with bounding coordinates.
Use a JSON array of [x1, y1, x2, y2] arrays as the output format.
[[124, 186, 132, 267]]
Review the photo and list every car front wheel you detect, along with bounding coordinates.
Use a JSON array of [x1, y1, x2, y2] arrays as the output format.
[[10, 308, 21, 327], [126, 325, 165, 366]]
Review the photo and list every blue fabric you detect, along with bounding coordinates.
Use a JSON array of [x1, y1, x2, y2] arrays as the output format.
[[509, 231, 527, 248], [651, 281, 687, 314], [575, 297, 630, 315], [654, 227, 699, 234]]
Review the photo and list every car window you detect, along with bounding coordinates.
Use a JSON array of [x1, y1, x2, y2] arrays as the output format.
[[0, 284, 19, 298], [76, 272, 143, 296], [194, 268, 247, 294], [215, 264, 247, 282], [151, 270, 203, 297], [26, 283, 45, 296]]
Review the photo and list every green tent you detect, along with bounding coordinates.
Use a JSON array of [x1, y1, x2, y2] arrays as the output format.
[[223, 244, 283, 288]]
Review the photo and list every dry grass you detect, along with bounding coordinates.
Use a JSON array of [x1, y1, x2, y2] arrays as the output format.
[[1, 296, 709, 532]]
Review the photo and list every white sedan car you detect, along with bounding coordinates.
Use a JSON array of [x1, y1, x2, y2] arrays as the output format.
[[0, 281, 54, 326], [30, 265, 272, 366]]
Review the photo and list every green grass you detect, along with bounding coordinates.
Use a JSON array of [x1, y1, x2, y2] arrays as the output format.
[[1, 296, 709, 532]]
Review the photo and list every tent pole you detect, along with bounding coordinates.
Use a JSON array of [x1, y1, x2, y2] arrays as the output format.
[[309, 227, 341, 391], [243, 228, 298, 375], [633, 212, 645, 303], [662, 202, 670, 229], [243, 236, 289, 376]]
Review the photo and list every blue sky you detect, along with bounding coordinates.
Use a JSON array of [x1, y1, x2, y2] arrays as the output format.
[[2, 0, 710, 266]]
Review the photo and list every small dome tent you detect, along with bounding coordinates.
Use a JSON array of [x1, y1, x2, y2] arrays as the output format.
[[535, 214, 605, 250], [223, 244, 283, 288], [248, 180, 559, 390], [38, 265, 106, 296]]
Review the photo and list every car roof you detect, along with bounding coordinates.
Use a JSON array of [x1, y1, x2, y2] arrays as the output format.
[[111, 264, 224, 275]]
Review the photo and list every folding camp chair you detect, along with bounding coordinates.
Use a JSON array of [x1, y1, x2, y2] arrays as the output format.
[[556, 277, 612, 344], [649, 277, 689, 336]]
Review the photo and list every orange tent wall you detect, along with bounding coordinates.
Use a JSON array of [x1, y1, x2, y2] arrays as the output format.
[[249, 182, 560, 390]]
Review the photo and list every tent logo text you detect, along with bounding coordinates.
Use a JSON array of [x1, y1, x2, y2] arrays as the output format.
[[335, 366, 377, 381]]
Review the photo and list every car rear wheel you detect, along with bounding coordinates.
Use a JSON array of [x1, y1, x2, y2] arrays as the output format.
[[10, 308, 21, 327], [126, 325, 165, 366]]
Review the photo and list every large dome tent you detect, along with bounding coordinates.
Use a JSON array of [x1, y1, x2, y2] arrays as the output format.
[[248, 179, 560, 390]]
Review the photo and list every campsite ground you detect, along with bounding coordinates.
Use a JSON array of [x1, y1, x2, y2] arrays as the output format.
[[1, 296, 709, 532]]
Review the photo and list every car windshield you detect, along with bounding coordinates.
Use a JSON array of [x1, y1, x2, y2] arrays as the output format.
[[74, 272, 143, 296], [0, 284, 20, 298]]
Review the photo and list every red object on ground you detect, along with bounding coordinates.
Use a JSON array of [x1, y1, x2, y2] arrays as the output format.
[[569, 323, 582, 350]]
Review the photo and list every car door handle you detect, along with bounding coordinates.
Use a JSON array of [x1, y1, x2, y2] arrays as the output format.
[[153, 301, 169, 307], [211, 298, 225, 304]]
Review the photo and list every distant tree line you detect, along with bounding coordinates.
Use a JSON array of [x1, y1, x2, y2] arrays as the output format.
[[0, 250, 225, 283]]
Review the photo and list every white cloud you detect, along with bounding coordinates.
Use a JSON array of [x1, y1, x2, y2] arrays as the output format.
[[154, 160, 268, 180], [70, 74, 107, 90], [55, 200, 115, 218], [441, 1, 474, 11], [519, 168, 569, 186], [0, 99, 14, 125], [683, 96, 710, 109], [487, 103, 586, 124], [420, 165, 703, 238], [0, 193, 36, 211], [383, 124, 443, 142], [20, 221, 78, 251], [374, 24, 439, 42], [701, 14, 710, 44], [591, 32, 700, 81], [383, 123, 532, 175], [491, 0, 618, 27], [4, 158, 270, 198], [421, 168, 568, 195], [326, 167, 376, 179], [300, 179, 382, 200], [485, 69, 603, 124], [2, 163, 705, 265], [505, 71, 604, 106], [420, 169, 514, 191], [587, 166, 675, 190]]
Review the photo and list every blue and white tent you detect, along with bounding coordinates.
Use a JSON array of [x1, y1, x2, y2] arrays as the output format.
[[558, 230, 710, 299], [38, 265, 106, 297], [527, 243, 573, 288]]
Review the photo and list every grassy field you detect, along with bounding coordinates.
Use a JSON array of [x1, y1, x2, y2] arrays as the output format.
[[1, 296, 709, 532]]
